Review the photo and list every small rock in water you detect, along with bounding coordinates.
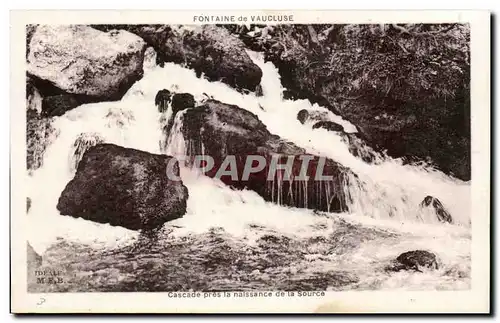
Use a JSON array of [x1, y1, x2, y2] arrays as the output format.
[[420, 195, 453, 223], [296, 109, 332, 126], [171, 93, 196, 114], [312, 121, 344, 133], [69, 132, 105, 172], [297, 109, 309, 124], [388, 250, 439, 272], [155, 89, 172, 113]]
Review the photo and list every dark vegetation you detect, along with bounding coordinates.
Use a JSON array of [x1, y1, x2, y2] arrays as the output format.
[[228, 24, 471, 180]]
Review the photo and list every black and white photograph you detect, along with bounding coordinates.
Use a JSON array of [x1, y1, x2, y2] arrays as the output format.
[[11, 10, 490, 314]]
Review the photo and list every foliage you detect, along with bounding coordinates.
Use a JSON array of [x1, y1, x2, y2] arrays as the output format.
[[242, 24, 471, 179]]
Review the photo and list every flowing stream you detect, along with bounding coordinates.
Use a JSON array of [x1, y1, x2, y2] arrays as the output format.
[[26, 49, 471, 292]]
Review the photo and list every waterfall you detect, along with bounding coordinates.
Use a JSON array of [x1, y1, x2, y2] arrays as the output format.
[[26, 49, 470, 268]]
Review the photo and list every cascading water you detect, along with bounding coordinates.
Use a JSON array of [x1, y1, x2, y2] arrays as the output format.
[[27, 48, 470, 292]]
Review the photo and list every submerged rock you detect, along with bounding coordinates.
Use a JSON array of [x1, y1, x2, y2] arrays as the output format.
[[397, 250, 439, 271], [387, 250, 439, 272], [297, 109, 331, 125], [27, 25, 147, 114], [340, 132, 384, 164], [92, 24, 262, 92], [57, 144, 188, 231], [420, 195, 453, 223], [180, 99, 352, 213], [155, 89, 172, 113], [312, 121, 344, 132], [171, 93, 195, 114]]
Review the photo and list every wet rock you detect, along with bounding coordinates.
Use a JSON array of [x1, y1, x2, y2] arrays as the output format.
[[155, 89, 172, 113], [92, 25, 262, 92], [26, 109, 59, 172], [389, 250, 439, 272], [312, 121, 344, 132], [297, 109, 331, 125], [27, 242, 42, 268], [26, 24, 38, 59], [297, 109, 309, 124], [26, 76, 42, 113], [57, 143, 188, 231], [42, 94, 80, 117], [27, 25, 147, 112], [340, 133, 384, 164], [171, 93, 195, 114], [180, 99, 353, 213], [255, 84, 263, 97], [297, 107, 382, 163], [420, 196, 453, 223], [297, 109, 336, 126]]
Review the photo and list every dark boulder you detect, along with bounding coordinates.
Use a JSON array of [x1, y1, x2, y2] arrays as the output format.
[[27, 242, 42, 268], [312, 121, 344, 132], [420, 196, 453, 223], [57, 144, 188, 231], [180, 99, 353, 212], [27, 197, 32, 213], [155, 89, 172, 113], [171, 93, 195, 114], [392, 250, 439, 272], [92, 25, 262, 92]]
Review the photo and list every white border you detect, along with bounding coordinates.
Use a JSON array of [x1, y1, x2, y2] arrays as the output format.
[[9, 10, 491, 314]]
